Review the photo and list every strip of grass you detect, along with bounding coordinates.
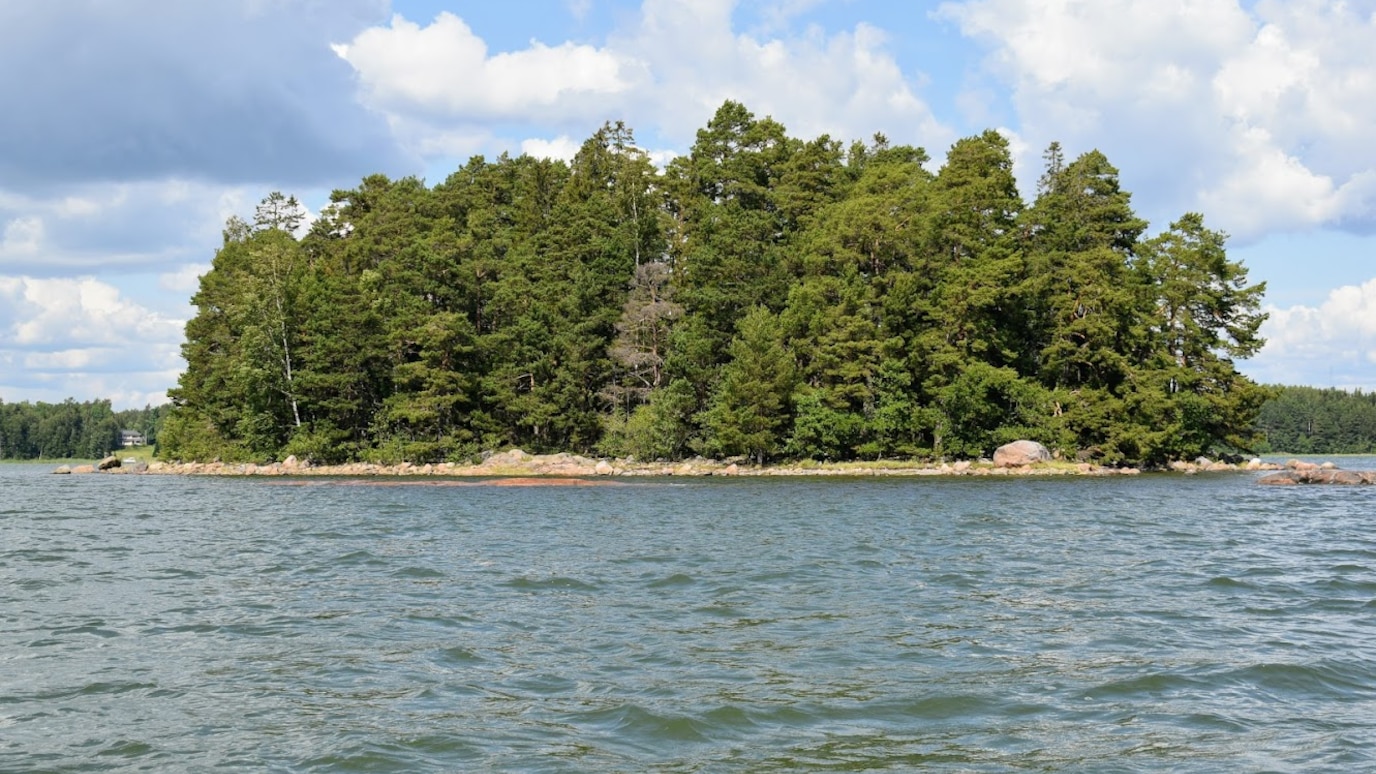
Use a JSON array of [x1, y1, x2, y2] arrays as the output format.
[[116, 446, 158, 464], [0, 446, 159, 464]]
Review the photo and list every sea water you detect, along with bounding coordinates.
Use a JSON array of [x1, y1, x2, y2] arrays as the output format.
[[3, 462, 1375, 771]]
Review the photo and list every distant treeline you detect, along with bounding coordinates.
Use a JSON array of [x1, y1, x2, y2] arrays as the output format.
[[163, 101, 1269, 467], [0, 399, 168, 460], [1255, 386, 1376, 454]]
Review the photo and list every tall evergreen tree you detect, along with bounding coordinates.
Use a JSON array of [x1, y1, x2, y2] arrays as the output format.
[[1020, 147, 1149, 460], [920, 131, 1045, 456], [700, 306, 797, 464], [781, 137, 933, 457], [664, 101, 795, 348], [1132, 213, 1269, 461]]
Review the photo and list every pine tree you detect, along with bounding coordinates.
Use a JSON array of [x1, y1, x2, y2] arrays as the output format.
[[700, 307, 797, 464], [1019, 147, 1149, 460], [1132, 213, 1269, 461]]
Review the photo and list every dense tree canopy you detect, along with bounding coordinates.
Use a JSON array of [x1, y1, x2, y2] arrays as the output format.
[[0, 400, 167, 460], [162, 102, 1270, 466], [1254, 386, 1376, 454]]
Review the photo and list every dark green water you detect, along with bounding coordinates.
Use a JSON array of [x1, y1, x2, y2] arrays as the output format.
[[3, 463, 1375, 772]]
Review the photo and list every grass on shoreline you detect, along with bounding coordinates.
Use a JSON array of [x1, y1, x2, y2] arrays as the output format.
[[0, 446, 159, 465]]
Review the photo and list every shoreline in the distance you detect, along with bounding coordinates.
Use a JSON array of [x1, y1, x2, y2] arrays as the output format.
[[51, 448, 1295, 479]]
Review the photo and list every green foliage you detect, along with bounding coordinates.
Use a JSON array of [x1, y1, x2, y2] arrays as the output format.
[[1254, 386, 1376, 454], [282, 421, 356, 465], [597, 386, 694, 462], [935, 364, 1052, 459], [786, 388, 868, 461], [158, 408, 251, 462], [0, 398, 126, 460], [163, 106, 1271, 466], [699, 307, 798, 464]]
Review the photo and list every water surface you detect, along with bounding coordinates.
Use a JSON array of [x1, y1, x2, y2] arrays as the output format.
[[3, 463, 1375, 771]]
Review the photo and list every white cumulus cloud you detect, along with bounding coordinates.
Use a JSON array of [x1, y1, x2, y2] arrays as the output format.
[[1244, 277, 1376, 389], [613, 0, 951, 149], [0, 276, 185, 407], [2, 216, 44, 256], [1, 276, 183, 348], [939, 0, 1376, 240], [335, 1, 954, 162], [336, 12, 642, 121], [520, 136, 583, 162]]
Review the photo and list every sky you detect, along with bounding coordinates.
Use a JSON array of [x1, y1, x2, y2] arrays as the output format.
[[2, 0, 1375, 409]]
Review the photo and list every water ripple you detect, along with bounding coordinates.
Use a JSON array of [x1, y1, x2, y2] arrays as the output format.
[[3, 463, 1376, 770]]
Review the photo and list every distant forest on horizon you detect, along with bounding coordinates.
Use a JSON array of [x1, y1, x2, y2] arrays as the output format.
[[0, 400, 166, 461]]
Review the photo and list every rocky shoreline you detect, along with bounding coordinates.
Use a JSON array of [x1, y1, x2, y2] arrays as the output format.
[[50, 446, 1303, 480], [1255, 459, 1376, 486]]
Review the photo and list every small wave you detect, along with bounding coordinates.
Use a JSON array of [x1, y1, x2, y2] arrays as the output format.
[[295, 740, 482, 772], [1086, 671, 1202, 699], [0, 681, 155, 705], [691, 603, 743, 618], [215, 622, 300, 638], [433, 646, 484, 665], [1329, 563, 1373, 572], [1224, 660, 1376, 700], [702, 704, 757, 729], [565, 703, 714, 744], [78, 681, 158, 697], [1205, 575, 1254, 589], [609, 553, 678, 565], [23, 552, 83, 565], [647, 572, 696, 588], [1181, 711, 1253, 732], [95, 739, 155, 759], [1314, 577, 1376, 594], [11, 578, 62, 591], [883, 693, 1002, 721], [50, 621, 121, 638], [149, 567, 206, 580], [391, 565, 445, 579], [749, 693, 1006, 728], [406, 613, 474, 628], [504, 576, 600, 592], [140, 622, 218, 636], [334, 549, 386, 566]]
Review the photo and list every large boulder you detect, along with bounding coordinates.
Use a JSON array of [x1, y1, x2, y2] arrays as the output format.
[[993, 440, 1051, 468], [1285, 459, 1320, 471], [97, 455, 121, 470], [1257, 468, 1376, 485], [1317, 469, 1367, 484]]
